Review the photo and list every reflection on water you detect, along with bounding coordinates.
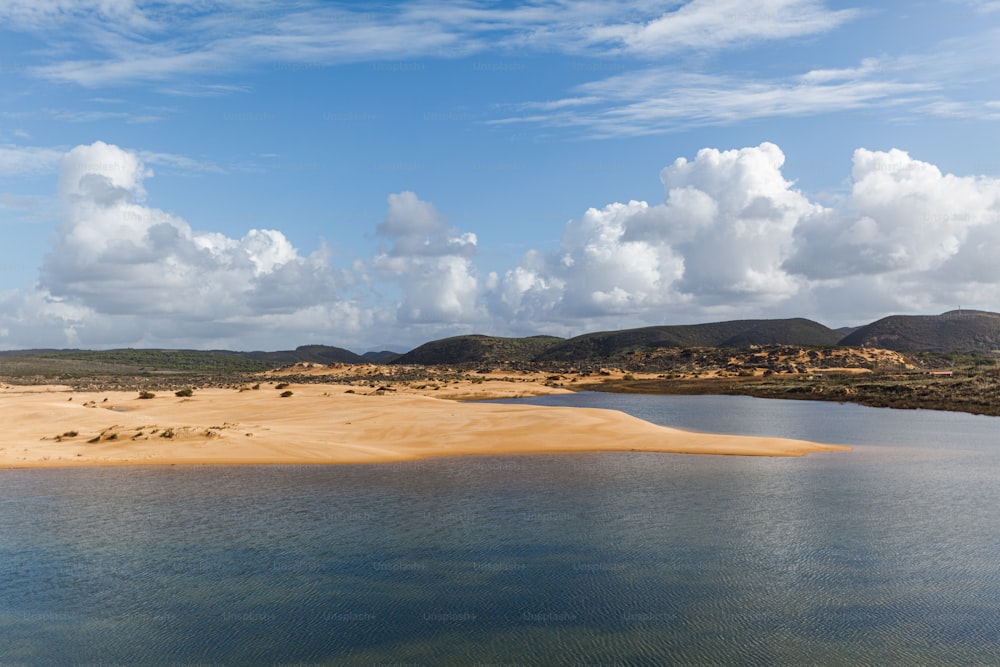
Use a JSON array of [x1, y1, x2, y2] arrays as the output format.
[[2, 394, 999, 665]]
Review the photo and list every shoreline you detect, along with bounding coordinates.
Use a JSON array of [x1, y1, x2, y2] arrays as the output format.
[[590, 375, 1000, 417], [0, 383, 849, 469]]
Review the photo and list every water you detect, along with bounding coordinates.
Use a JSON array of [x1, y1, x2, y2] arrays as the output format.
[[2, 394, 999, 665]]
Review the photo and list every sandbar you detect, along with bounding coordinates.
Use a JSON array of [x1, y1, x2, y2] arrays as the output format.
[[0, 382, 849, 468]]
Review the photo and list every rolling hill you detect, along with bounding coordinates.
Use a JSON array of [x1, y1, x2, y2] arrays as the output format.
[[837, 310, 1000, 353], [241, 344, 365, 365], [5, 311, 999, 377], [390, 335, 564, 366], [0, 344, 365, 376], [536, 318, 842, 362]]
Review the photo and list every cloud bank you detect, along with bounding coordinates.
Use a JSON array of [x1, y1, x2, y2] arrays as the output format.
[[5, 141, 371, 349], [3, 140, 1000, 350]]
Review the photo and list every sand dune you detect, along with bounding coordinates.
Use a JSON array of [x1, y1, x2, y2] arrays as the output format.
[[0, 383, 849, 468]]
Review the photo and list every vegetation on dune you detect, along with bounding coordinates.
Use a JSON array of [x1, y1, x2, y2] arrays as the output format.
[[2, 312, 999, 417], [598, 354, 1000, 417]]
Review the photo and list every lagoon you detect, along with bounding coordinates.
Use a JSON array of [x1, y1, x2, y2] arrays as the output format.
[[2, 394, 999, 665]]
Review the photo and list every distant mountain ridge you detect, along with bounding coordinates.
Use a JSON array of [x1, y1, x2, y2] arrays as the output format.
[[387, 312, 1000, 365], [390, 335, 564, 366], [537, 318, 841, 362], [0, 345, 365, 374], [386, 319, 842, 366], [839, 310, 1000, 353], [239, 344, 365, 364], [3, 311, 999, 373]]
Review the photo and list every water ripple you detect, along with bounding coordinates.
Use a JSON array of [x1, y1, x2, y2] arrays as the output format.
[[3, 395, 1000, 664]]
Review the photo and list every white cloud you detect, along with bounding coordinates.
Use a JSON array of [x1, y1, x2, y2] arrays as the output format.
[[136, 150, 226, 175], [494, 143, 816, 326], [786, 148, 1000, 278], [6, 139, 1000, 350], [43, 141, 344, 319], [0, 140, 371, 349], [495, 63, 932, 138], [0, 0, 152, 30], [495, 142, 1000, 331], [0, 145, 64, 176], [6, 0, 859, 87], [588, 0, 858, 55], [373, 191, 482, 325], [0, 142, 221, 178]]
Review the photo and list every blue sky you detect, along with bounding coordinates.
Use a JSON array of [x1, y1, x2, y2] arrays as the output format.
[[1, 0, 999, 352]]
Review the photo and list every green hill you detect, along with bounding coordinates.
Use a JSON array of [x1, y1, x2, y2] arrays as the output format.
[[837, 310, 1000, 353], [242, 344, 365, 365], [537, 318, 842, 362], [362, 350, 402, 363], [391, 334, 564, 366], [0, 344, 364, 377]]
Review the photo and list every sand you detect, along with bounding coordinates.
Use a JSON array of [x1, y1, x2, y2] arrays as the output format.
[[0, 382, 849, 469]]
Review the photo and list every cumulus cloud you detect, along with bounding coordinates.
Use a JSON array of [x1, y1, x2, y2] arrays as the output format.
[[0, 140, 375, 349], [42, 141, 341, 320], [786, 147, 1000, 278], [496, 143, 817, 325], [6, 139, 1000, 351], [495, 142, 1000, 331], [373, 191, 482, 325], [783, 147, 1000, 319]]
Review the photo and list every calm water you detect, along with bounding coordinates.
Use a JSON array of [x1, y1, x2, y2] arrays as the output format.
[[2, 394, 1000, 665]]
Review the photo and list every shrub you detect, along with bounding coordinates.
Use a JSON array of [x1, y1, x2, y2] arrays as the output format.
[[138, 391, 155, 399], [280, 390, 293, 398], [175, 388, 194, 398], [275, 383, 290, 390]]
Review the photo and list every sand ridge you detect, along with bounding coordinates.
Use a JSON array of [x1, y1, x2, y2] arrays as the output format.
[[0, 382, 850, 468]]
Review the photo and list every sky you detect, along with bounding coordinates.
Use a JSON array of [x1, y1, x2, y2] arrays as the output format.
[[1, 0, 999, 353]]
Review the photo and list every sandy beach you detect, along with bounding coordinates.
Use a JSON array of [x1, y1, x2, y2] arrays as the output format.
[[0, 379, 849, 468]]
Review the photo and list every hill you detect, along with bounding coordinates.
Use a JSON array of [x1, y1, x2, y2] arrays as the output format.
[[390, 335, 564, 366], [241, 344, 365, 365], [838, 310, 1000, 353], [0, 344, 364, 377], [362, 350, 402, 363], [537, 318, 842, 362]]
